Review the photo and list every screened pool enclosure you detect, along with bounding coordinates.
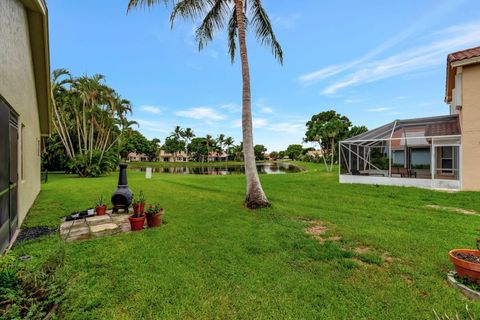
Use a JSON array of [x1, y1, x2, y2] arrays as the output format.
[[339, 115, 461, 190]]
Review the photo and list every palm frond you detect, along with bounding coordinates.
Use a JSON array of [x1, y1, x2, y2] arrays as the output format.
[[195, 0, 230, 51], [227, 5, 238, 63], [170, 0, 210, 27], [127, 0, 168, 12], [250, 0, 283, 64]]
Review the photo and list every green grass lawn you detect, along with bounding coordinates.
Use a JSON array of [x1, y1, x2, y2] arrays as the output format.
[[11, 162, 480, 319]]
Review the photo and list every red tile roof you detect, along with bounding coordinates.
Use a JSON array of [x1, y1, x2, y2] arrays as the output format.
[[448, 46, 480, 63], [425, 116, 461, 136], [445, 46, 480, 102]]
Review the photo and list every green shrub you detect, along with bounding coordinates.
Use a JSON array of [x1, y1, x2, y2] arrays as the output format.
[[70, 150, 120, 177]]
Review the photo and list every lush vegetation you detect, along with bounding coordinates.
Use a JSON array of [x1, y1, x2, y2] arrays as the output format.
[[47, 69, 137, 176], [119, 130, 161, 160], [6, 163, 480, 318]]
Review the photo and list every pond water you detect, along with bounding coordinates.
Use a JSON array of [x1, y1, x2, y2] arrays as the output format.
[[128, 162, 302, 175]]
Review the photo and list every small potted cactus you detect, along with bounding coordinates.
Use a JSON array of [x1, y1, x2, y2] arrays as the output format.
[[132, 190, 146, 215], [95, 195, 107, 216], [146, 203, 164, 228]]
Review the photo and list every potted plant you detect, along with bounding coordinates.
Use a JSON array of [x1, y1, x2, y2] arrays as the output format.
[[146, 203, 164, 228], [95, 195, 107, 216], [132, 190, 146, 215], [449, 240, 480, 284], [128, 210, 145, 232]]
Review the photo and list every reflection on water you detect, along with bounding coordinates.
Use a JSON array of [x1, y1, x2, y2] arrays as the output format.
[[128, 162, 302, 175]]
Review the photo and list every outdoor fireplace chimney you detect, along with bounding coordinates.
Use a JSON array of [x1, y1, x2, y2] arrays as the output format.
[[111, 163, 133, 213]]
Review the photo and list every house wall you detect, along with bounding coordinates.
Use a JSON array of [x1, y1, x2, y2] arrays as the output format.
[[460, 64, 480, 190], [0, 0, 41, 225]]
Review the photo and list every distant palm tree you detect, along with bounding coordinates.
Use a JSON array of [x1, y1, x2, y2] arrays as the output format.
[[171, 125, 184, 140], [217, 133, 225, 160], [183, 127, 195, 160], [127, 0, 282, 209], [224, 136, 234, 161], [205, 134, 213, 162]]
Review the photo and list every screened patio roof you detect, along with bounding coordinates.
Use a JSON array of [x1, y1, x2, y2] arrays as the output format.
[[345, 114, 461, 144]]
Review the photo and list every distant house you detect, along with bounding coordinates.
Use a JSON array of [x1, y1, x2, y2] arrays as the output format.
[[158, 150, 188, 162], [0, 0, 51, 252], [339, 46, 480, 191], [307, 150, 324, 157], [208, 151, 228, 162], [126, 152, 149, 162]]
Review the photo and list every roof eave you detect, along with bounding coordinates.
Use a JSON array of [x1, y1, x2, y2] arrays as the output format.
[[445, 55, 480, 104], [20, 0, 51, 136]]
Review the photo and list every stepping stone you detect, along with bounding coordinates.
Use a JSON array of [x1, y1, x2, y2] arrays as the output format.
[[66, 226, 90, 237], [61, 226, 90, 240], [90, 223, 119, 237], [60, 221, 74, 231], [86, 215, 112, 226], [111, 215, 129, 224], [66, 233, 92, 242], [119, 222, 131, 233]]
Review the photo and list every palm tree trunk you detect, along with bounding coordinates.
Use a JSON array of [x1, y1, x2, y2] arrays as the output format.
[[235, 0, 269, 209], [329, 138, 335, 172], [318, 140, 329, 172]]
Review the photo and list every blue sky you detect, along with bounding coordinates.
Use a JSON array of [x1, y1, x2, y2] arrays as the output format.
[[48, 0, 480, 151]]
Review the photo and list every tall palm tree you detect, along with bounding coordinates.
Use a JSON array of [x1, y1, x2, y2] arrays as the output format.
[[127, 0, 282, 209]]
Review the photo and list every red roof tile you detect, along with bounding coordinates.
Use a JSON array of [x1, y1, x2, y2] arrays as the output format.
[[425, 116, 460, 136], [448, 46, 480, 63]]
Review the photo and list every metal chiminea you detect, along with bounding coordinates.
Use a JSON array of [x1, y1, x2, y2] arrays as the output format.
[[111, 163, 133, 213]]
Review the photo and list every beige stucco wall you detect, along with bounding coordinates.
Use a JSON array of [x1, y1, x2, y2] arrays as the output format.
[[460, 64, 480, 190], [0, 0, 41, 225]]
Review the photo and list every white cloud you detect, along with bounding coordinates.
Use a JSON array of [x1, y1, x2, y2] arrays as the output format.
[[268, 122, 305, 134], [273, 13, 302, 29], [321, 21, 480, 95], [344, 99, 363, 104], [220, 103, 241, 113], [367, 107, 393, 112], [253, 118, 268, 128], [134, 119, 169, 133], [255, 99, 274, 113], [175, 107, 225, 121], [297, 2, 465, 87], [139, 105, 162, 114], [298, 65, 343, 85]]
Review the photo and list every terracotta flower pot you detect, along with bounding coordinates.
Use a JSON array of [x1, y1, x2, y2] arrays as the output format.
[[449, 249, 480, 283], [147, 209, 164, 228], [96, 205, 107, 216], [133, 203, 145, 215], [128, 215, 145, 231]]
